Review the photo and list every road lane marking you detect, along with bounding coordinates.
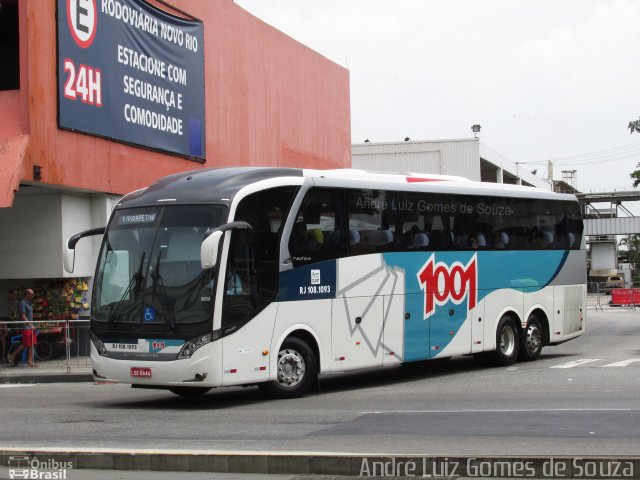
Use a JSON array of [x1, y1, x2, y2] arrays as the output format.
[[603, 358, 640, 367], [361, 408, 634, 414], [550, 359, 601, 368]]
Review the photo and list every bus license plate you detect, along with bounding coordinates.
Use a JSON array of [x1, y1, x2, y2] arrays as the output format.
[[130, 367, 152, 378]]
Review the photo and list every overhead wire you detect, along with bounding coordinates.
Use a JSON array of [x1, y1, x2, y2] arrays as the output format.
[[518, 142, 640, 166]]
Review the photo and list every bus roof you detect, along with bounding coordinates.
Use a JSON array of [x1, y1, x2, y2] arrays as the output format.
[[117, 166, 575, 209], [304, 168, 574, 201]]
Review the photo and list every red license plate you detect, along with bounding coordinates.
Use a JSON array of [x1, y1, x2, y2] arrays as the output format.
[[130, 367, 152, 378]]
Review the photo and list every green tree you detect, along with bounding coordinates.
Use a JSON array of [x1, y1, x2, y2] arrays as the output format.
[[631, 164, 640, 188], [629, 119, 640, 186], [625, 235, 640, 275]]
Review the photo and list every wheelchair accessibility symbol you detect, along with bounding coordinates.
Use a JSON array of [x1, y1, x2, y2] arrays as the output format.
[[143, 306, 156, 322]]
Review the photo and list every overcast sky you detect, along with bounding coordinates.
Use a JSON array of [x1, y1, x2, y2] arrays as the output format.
[[234, 0, 640, 192]]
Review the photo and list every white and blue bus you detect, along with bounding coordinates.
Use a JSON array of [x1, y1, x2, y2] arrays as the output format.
[[65, 167, 586, 398]]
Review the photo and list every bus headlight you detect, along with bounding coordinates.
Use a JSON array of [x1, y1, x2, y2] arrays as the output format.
[[178, 333, 213, 359], [91, 333, 108, 356]]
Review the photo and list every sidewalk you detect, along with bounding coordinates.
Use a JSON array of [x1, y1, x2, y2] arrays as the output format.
[[0, 356, 93, 383]]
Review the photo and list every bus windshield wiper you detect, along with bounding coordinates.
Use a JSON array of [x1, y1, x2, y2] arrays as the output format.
[[108, 252, 145, 327], [151, 253, 177, 330]]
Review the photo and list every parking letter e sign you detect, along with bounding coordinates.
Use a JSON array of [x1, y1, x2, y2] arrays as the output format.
[[67, 0, 97, 48]]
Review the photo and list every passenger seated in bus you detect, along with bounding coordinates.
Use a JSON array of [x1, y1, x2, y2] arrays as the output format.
[[349, 229, 360, 247], [468, 232, 486, 249], [494, 232, 506, 248], [290, 221, 318, 253], [532, 228, 554, 248], [402, 225, 418, 249], [411, 232, 429, 250], [454, 233, 469, 249], [476, 232, 487, 248], [309, 228, 324, 248], [372, 230, 393, 248], [360, 229, 393, 252], [500, 231, 509, 246]]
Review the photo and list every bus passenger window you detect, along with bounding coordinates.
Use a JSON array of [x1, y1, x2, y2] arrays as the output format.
[[347, 189, 398, 255], [566, 202, 583, 250], [288, 188, 346, 267]]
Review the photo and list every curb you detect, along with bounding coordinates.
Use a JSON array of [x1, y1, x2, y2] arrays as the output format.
[[0, 372, 93, 384], [1, 450, 640, 477]]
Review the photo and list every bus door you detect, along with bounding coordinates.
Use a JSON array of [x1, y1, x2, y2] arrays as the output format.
[[219, 187, 298, 386]]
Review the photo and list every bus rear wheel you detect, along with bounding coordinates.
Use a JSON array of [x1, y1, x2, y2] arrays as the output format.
[[518, 316, 543, 361], [259, 337, 317, 399], [491, 315, 520, 366]]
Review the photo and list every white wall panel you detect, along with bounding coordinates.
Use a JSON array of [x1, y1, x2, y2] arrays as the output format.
[[353, 139, 551, 189], [0, 190, 117, 280], [353, 139, 479, 180], [586, 217, 640, 236]]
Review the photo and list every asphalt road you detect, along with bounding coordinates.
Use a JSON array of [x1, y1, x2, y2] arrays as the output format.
[[1, 308, 639, 457]]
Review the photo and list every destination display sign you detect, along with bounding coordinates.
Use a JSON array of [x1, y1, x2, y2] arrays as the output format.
[[57, 0, 206, 160]]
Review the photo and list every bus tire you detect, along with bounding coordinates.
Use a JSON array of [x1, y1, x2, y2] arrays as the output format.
[[491, 315, 520, 366], [259, 337, 317, 399], [169, 387, 210, 397], [518, 316, 543, 362]]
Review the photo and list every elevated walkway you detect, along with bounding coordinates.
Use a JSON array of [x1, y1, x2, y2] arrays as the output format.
[[585, 217, 640, 235], [577, 190, 640, 236]]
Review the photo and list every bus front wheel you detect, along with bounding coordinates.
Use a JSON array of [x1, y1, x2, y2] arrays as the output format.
[[259, 337, 317, 399], [491, 315, 520, 366]]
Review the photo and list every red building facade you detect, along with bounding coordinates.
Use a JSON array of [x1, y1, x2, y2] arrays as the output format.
[[0, 0, 350, 207], [0, 0, 350, 301]]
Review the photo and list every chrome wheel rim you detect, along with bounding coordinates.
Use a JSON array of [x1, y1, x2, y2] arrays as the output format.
[[500, 326, 516, 357], [276, 348, 305, 388], [525, 324, 542, 355]]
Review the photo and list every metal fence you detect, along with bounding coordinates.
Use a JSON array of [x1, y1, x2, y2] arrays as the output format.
[[1, 319, 90, 372], [587, 282, 608, 310], [587, 281, 640, 310]]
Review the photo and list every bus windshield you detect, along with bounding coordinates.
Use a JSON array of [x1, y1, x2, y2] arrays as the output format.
[[92, 205, 227, 327]]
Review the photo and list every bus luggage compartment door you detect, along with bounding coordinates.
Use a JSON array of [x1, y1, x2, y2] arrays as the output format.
[[332, 295, 384, 370]]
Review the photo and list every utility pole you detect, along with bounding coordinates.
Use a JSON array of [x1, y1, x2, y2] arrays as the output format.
[[545, 160, 555, 191]]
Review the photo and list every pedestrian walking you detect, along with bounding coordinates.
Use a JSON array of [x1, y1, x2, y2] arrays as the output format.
[[7, 288, 38, 367]]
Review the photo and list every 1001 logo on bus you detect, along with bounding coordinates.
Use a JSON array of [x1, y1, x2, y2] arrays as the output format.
[[417, 254, 477, 319]]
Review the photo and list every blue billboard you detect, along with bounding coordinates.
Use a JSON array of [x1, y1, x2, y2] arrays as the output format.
[[57, 0, 205, 160]]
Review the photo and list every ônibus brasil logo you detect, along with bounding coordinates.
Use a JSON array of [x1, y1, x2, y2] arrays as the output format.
[[417, 254, 477, 319]]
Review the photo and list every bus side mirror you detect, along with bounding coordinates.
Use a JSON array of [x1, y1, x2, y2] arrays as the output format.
[[63, 227, 106, 273], [201, 231, 224, 269], [200, 221, 253, 270], [63, 247, 76, 274]]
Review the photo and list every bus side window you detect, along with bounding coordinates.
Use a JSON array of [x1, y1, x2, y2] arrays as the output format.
[[566, 202, 583, 250], [288, 188, 347, 267], [347, 189, 398, 255]]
